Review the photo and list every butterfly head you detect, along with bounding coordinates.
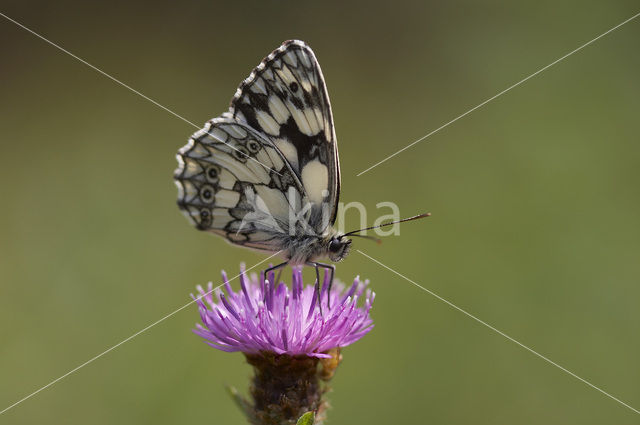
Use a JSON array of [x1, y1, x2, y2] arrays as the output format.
[[327, 235, 352, 262]]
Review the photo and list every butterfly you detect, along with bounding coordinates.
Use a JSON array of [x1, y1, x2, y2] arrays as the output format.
[[174, 40, 426, 308]]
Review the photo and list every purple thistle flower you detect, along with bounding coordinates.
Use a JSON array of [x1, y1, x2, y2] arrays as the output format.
[[192, 265, 375, 359]]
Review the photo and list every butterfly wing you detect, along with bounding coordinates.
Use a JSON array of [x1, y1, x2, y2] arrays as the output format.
[[174, 117, 312, 251], [229, 40, 341, 233]]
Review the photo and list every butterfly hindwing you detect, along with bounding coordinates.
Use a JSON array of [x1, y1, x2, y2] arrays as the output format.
[[230, 40, 341, 231], [174, 118, 312, 250]]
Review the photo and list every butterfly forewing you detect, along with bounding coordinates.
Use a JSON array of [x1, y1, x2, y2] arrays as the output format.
[[230, 40, 341, 230]]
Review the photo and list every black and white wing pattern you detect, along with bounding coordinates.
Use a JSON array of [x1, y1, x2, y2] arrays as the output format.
[[174, 40, 340, 252], [230, 40, 341, 231], [175, 116, 309, 251]]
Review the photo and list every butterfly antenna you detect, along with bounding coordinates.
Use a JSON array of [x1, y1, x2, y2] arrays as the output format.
[[349, 233, 383, 244], [344, 212, 431, 238]]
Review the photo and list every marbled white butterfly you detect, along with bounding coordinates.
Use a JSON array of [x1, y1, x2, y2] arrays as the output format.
[[174, 40, 427, 306]]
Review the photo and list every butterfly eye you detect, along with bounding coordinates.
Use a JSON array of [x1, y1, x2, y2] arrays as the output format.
[[233, 147, 250, 162], [200, 184, 215, 203], [246, 140, 261, 153], [329, 238, 341, 253], [206, 166, 220, 183]]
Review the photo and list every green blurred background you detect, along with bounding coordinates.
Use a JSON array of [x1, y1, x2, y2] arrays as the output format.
[[1, 1, 639, 423]]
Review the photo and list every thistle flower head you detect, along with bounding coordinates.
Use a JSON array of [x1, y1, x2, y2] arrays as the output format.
[[192, 265, 375, 359]]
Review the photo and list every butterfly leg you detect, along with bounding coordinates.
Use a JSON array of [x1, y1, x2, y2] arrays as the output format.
[[263, 262, 288, 303], [312, 262, 335, 309], [264, 261, 288, 283], [307, 262, 335, 313]]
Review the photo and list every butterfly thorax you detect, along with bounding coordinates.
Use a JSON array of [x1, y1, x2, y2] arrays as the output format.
[[282, 228, 351, 265]]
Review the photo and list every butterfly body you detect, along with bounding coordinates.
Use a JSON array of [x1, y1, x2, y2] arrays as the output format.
[[279, 231, 352, 266]]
